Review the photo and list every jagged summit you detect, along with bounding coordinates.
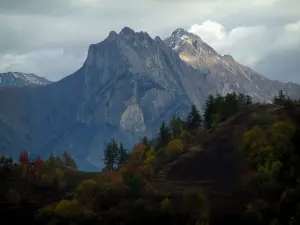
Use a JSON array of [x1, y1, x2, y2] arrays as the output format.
[[0, 72, 51, 87]]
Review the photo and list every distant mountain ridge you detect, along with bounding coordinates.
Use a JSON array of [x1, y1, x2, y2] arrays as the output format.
[[0, 72, 51, 87], [0, 26, 299, 171]]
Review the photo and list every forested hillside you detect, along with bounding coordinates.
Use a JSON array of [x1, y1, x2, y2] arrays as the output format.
[[1, 90, 300, 225]]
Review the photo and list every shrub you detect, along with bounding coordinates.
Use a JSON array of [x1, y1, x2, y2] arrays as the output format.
[[166, 139, 184, 156], [7, 188, 21, 206], [161, 197, 172, 214]]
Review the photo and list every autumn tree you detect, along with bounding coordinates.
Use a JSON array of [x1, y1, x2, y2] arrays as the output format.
[[35, 155, 44, 180], [19, 151, 29, 179]]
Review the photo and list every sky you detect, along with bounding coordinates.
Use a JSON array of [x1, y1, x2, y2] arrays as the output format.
[[0, 0, 299, 83]]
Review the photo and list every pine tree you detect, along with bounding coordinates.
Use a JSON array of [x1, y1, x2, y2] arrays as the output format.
[[203, 95, 215, 129], [117, 142, 128, 165], [186, 104, 202, 130], [245, 95, 252, 105], [104, 140, 118, 171], [141, 136, 149, 147], [169, 116, 184, 138], [159, 121, 170, 146]]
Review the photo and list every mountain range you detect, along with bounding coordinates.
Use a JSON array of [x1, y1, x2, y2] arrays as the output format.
[[0, 27, 299, 171], [0, 72, 51, 87]]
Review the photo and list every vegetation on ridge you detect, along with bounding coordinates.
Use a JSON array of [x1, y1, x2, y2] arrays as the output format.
[[2, 90, 300, 225]]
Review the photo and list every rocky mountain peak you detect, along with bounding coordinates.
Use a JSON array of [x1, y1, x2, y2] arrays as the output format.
[[0, 72, 51, 87]]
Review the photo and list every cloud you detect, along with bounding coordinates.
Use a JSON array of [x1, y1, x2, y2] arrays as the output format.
[[0, 49, 86, 81], [188, 20, 300, 82], [0, 0, 299, 82]]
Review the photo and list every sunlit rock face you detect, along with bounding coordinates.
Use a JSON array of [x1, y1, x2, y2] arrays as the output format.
[[120, 97, 146, 133]]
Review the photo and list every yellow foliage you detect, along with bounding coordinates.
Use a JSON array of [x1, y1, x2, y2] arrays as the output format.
[[161, 197, 172, 214], [144, 147, 155, 168], [54, 199, 84, 218], [130, 143, 146, 163], [55, 168, 64, 180], [40, 174, 54, 185], [166, 139, 184, 156]]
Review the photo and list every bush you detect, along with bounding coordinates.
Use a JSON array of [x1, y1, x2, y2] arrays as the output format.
[[166, 139, 184, 156], [75, 179, 99, 205], [161, 197, 172, 214], [7, 188, 21, 206]]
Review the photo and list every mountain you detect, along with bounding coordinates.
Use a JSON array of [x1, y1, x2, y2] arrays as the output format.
[[0, 72, 51, 87], [165, 28, 300, 102], [0, 27, 299, 171]]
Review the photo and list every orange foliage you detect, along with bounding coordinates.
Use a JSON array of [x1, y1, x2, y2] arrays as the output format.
[[137, 165, 151, 176], [130, 143, 146, 163], [98, 171, 123, 184]]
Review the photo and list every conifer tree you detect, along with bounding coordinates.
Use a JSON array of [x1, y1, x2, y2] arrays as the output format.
[[169, 116, 184, 138], [117, 142, 128, 165], [186, 104, 202, 130], [104, 139, 119, 171], [159, 121, 170, 146]]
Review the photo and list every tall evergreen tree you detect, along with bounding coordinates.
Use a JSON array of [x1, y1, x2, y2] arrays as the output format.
[[169, 116, 184, 138], [159, 121, 170, 146], [104, 140, 119, 171], [117, 142, 128, 165], [186, 104, 202, 130], [203, 95, 215, 129]]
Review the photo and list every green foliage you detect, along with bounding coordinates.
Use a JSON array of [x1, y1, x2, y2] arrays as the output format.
[[186, 104, 202, 130], [133, 198, 149, 217], [104, 139, 119, 171], [169, 116, 184, 138], [203, 92, 252, 128], [118, 142, 128, 165], [74, 179, 99, 206], [273, 90, 286, 106], [7, 188, 21, 206], [159, 121, 171, 146]]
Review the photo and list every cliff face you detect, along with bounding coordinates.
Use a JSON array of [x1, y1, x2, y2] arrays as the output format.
[[0, 27, 299, 171]]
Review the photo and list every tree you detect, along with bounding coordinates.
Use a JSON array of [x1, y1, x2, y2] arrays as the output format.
[[159, 121, 170, 146], [35, 155, 44, 180], [274, 90, 286, 106], [186, 104, 202, 130], [166, 139, 184, 156], [63, 152, 78, 170], [117, 142, 128, 165], [203, 95, 215, 129], [169, 116, 184, 138], [104, 140, 118, 171], [141, 136, 149, 147]]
